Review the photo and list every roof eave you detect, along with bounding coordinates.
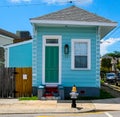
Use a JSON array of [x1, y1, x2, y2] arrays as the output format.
[[30, 19, 117, 39], [0, 34, 14, 40], [100, 25, 117, 39], [30, 19, 117, 27]]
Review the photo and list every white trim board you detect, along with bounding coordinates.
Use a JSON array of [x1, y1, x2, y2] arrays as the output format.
[[4, 39, 33, 48], [31, 20, 117, 27], [71, 39, 91, 70], [42, 35, 62, 85]]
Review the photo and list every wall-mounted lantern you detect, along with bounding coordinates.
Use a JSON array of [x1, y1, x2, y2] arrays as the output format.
[[64, 44, 69, 54]]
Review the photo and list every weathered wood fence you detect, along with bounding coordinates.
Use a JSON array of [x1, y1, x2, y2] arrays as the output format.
[[0, 67, 15, 98], [0, 67, 32, 98]]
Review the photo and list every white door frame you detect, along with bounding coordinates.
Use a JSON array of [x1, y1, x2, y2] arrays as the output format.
[[42, 35, 62, 86]]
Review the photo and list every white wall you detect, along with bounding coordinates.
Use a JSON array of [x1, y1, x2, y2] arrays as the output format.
[[0, 35, 13, 46]]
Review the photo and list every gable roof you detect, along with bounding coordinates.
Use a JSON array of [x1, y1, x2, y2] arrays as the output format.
[[0, 28, 20, 39], [31, 6, 115, 23], [30, 6, 117, 38]]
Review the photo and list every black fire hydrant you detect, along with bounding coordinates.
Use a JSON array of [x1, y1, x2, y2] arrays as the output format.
[[69, 85, 79, 108]]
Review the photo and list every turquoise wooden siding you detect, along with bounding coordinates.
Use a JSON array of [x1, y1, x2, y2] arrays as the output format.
[[9, 42, 32, 67], [32, 26, 100, 88]]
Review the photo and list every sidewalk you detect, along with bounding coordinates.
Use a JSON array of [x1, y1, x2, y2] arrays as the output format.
[[92, 98, 120, 111], [0, 98, 120, 114]]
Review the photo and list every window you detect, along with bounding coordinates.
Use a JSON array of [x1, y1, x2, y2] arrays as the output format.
[[46, 39, 58, 44], [71, 39, 91, 70]]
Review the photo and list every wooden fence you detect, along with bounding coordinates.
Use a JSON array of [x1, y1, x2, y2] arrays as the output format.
[[15, 68, 32, 97], [0, 67, 15, 98], [0, 67, 32, 98]]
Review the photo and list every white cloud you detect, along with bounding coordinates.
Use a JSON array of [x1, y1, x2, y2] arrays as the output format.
[[100, 38, 120, 56], [9, 0, 93, 5], [9, 0, 31, 3], [42, 0, 93, 5]]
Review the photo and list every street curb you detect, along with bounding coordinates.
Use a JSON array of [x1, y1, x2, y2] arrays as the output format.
[[0, 109, 95, 114]]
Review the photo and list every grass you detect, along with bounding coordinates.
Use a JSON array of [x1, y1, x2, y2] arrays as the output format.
[[19, 96, 38, 101], [99, 89, 114, 99]]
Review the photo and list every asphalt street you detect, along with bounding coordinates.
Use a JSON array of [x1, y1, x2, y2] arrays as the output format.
[[0, 111, 120, 117]]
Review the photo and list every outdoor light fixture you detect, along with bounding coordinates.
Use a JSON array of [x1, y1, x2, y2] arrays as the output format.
[[64, 44, 69, 54]]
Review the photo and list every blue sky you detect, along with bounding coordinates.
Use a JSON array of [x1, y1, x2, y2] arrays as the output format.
[[0, 0, 120, 55]]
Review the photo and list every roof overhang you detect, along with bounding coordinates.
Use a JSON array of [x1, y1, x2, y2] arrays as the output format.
[[0, 34, 14, 46], [30, 19, 117, 39], [99, 26, 117, 39], [0, 34, 14, 41]]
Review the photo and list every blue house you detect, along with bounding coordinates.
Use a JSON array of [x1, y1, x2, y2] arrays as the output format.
[[30, 6, 117, 99]]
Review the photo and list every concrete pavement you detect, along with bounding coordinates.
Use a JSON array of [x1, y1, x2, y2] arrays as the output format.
[[0, 98, 120, 114], [92, 98, 120, 111]]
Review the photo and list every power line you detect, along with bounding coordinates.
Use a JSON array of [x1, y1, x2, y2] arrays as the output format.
[[0, 0, 89, 8], [104, 26, 120, 40], [1, 0, 119, 39], [0, 1, 75, 8], [0, 3, 45, 8]]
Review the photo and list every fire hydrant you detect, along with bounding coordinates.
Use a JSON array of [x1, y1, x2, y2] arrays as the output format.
[[69, 85, 79, 108]]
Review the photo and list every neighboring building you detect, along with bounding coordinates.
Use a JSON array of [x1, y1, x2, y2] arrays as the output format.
[[0, 28, 32, 45], [30, 6, 117, 99], [1, 28, 32, 67], [4, 40, 32, 68], [14, 31, 32, 43], [0, 29, 32, 98], [0, 28, 20, 67], [0, 47, 4, 66], [0, 28, 20, 46], [3, 39, 32, 99]]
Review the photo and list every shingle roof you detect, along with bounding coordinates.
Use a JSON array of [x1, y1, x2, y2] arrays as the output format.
[[0, 28, 20, 39], [31, 6, 116, 24]]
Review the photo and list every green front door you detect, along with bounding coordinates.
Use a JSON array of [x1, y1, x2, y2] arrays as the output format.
[[45, 46, 59, 83]]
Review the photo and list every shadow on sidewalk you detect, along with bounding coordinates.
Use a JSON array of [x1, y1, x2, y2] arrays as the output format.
[[57, 100, 91, 103]]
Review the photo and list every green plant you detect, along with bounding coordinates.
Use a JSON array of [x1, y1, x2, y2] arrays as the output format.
[[19, 96, 38, 100], [101, 78, 106, 85], [101, 58, 112, 73]]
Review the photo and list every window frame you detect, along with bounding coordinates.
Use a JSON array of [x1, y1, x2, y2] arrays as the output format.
[[71, 39, 91, 70], [42, 35, 62, 85]]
